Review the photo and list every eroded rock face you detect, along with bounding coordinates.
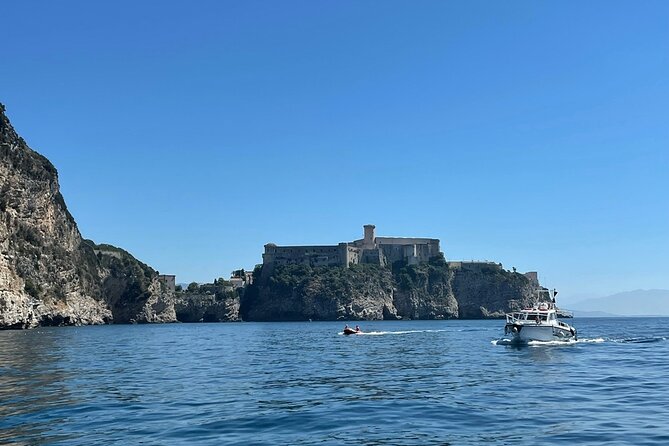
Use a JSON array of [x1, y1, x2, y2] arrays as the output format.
[[241, 260, 540, 321], [241, 264, 399, 321], [92, 243, 176, 324], [451, 266, 536, 318], [0, 102, 541, 326], [175, 293, 241, 323], [392, 258, 459, 319], [0, 103, 176, 328]]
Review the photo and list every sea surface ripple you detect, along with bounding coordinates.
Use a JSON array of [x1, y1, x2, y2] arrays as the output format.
[[1, 318, 668, 445]]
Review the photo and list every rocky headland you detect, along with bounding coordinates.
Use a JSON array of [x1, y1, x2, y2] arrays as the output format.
[[1, 102, 542, 328], [0, 104, 175, 328], [240, 258, 539, 321]]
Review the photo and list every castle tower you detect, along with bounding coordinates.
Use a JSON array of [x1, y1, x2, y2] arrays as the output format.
[[363, 224, 376, 249]]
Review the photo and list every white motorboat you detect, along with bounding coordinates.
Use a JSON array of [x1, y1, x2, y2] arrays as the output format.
[[504, 289, 577, 342]]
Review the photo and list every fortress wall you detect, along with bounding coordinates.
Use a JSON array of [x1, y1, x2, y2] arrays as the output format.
[[453, 261, 503, 272], [350, 238, 365, 248], [416, 242, 440, 261], [275, 245, 340, 254], [263, 244, 343, 267], [378, 239, 440, 263], [379, 244, 408, 263], [447, 261, 503, 272], [262, 226, 443, 269], [340, 244, 361, 267], [361, 248, 385, 265], [375, 237, 439, 246]]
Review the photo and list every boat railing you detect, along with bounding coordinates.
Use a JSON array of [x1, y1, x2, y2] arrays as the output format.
[[506, 313, 525, 323]]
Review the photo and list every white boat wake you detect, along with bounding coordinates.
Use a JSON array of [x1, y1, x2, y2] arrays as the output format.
[[492, 337, 605, 346], [340, 329, 449, 336], [612, 336, 668, 344]]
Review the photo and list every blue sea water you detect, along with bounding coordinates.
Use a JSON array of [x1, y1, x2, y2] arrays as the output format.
[[1, 318, 668, 445]]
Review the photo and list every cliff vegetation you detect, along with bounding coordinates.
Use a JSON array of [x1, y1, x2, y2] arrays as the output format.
[[241, 263, 396, 321], [174, 278, 241, 322], [241, 256, 539, 321]]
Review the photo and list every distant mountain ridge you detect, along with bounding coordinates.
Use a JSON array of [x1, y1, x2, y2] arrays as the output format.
[[570, 289, 669, 317], [572, 310, 621, 318]]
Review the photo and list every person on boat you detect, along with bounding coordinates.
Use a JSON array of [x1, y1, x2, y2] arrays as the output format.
[[344, 324, 350, 331], [535, 315, 541, 324], [355, 325, 361, 332]]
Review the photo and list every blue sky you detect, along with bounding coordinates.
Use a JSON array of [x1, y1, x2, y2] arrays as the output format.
[[2, 1, 668, 304]]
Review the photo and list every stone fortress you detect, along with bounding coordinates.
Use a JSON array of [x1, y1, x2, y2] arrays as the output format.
[[261, 224, 539, 283], [158, 225, 537, 290], [262, 225, 442, 269]]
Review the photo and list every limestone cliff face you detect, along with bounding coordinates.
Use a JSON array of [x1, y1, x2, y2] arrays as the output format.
[[392, 259, 459, 319], [451, 266, 536, 318], [0, 104, 176, 328], [241, 264, 399, 321], [92, 243, 176, 324], [241, 260, 539, 321], [175, 293, 241, 322]]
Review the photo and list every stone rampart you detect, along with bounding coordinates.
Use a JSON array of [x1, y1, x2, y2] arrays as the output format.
[[262, 226, 443, 269]]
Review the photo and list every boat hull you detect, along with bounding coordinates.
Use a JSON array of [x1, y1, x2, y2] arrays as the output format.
[[506, 323, 576, 342]]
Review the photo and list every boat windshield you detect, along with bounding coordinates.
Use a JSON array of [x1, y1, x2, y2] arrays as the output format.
[[525, 313, 547, 321]]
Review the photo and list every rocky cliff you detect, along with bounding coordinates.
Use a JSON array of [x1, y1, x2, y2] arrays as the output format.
[[241, 264, 398, 321], [0, 104, 176, 328], [0, 102, 542, 327], [241, 258, 539, 321], [451, 265, 538, 318], [175, 293, 241, 322], [392, 258, 459, 319]]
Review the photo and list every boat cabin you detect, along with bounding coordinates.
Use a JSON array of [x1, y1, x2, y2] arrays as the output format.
[[524, 312, 557, 322], [507, 309, 558, 324]]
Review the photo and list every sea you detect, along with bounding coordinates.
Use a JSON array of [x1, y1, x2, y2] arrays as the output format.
[[1, 317, 668, 445]]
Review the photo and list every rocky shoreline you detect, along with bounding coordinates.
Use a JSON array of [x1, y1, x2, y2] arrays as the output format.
[[1, 103, 542, 329], [238, 260, 539, 322]]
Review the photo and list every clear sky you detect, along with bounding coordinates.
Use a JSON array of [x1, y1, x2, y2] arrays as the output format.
[[2, 1, 668, 304]]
